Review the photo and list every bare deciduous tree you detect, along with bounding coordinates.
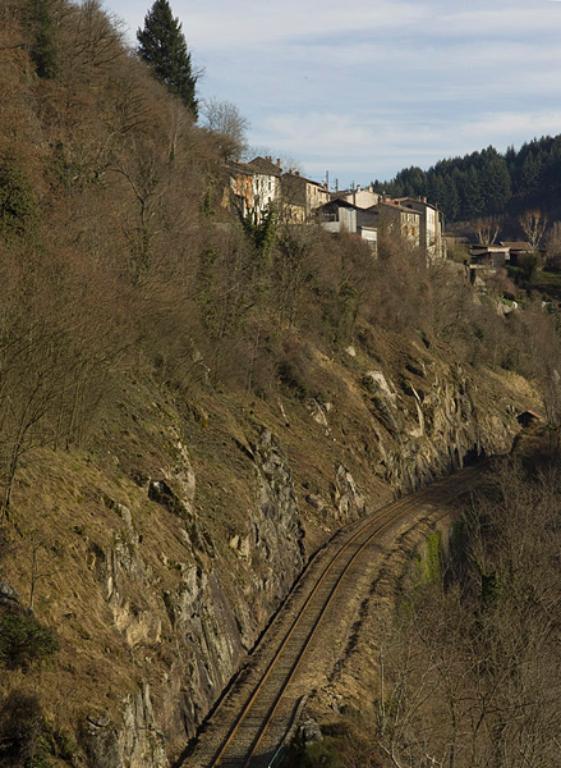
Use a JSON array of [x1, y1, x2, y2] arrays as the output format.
[[473, 216, 502, 246], [201, 98, 249, 161], [337, 460, 561, 768], [519, 209, 548, 251]]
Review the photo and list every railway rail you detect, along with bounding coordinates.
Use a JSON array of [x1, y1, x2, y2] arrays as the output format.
[[186, 465, 484, 768]]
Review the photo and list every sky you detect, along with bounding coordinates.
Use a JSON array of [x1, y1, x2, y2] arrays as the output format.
[[105, 0, 561, 187]]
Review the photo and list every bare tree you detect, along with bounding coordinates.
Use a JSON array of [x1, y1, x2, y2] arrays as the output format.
[[201, 98, 249, 161], [519, 209, 548, 252], [360, 461, 561, 768], [473, 216, 501, 246]]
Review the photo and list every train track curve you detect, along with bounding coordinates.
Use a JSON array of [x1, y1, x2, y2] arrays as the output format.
[[185, 465, 484, 768]]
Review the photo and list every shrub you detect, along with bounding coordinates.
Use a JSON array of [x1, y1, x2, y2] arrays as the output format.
[[0, 610, 59, 670], [0, 690, 51, 767], [0, 159, 36, 237], [277, 340, 326, 402]]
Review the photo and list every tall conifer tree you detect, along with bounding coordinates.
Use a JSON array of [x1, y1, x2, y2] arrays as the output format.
[[29, 0, 57, 79], [137, 0, 198, 117]]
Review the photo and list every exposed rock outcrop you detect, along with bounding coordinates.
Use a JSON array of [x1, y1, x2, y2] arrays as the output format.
[[0, 339, 537, 768], [79, 686, 166, 768]]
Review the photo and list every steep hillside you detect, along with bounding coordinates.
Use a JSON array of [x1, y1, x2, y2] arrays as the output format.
[[0, 331, 538, 767], [0, 2, 555, 767]]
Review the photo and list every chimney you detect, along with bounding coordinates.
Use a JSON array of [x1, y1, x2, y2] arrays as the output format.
[[276, 158, 281, 168]]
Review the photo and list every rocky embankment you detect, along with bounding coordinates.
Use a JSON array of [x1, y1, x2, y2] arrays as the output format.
[[0, 335, 538, 767]]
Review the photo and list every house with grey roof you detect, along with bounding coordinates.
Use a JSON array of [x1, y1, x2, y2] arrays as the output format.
[[246, 157, 282, 221], [317, 199, 378, 252]]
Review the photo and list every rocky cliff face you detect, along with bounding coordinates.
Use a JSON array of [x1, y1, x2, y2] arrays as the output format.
[[0, 337, 538, 767], [369, 363, 516, 491]]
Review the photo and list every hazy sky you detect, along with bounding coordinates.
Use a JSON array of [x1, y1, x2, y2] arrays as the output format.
[[106, 0, 561, 186]]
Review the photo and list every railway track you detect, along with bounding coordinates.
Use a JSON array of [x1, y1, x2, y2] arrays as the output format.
[[186, 465, 484, 768]]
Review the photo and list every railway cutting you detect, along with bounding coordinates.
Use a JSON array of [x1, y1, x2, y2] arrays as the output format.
[[185, 466, 484, 768]]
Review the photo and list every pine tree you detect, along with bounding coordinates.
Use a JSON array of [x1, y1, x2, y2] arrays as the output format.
[[520, 153, 541, 198], [137, 0, 198, 117], [29, 0, 57, 79], [443, 176, 460, 221], [460, 168, 484, 220], [480, 150, 511, 214], [428, 174, 446, 209]]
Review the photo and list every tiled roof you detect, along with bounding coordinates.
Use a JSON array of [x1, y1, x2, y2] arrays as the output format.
[[228, 161, 255, 176], [282, 171, 327, 188], [378, 201, 421, 215], [247, 157, 282, 176]]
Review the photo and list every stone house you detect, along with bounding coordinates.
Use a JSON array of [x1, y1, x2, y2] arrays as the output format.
[[394, 197, 446, 261], [225, 157, 282, 222], [226, 162, 255, 218], [281, 172, 330, 222], [376, 200, 421, 248]]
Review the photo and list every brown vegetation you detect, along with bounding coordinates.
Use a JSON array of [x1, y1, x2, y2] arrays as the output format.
[[297, 458, 561, 768], [1, 3, 561, 762], [1, 1, 559, 515]]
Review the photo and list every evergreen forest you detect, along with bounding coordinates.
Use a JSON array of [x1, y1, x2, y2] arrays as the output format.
[[374, 137, 561, 223]]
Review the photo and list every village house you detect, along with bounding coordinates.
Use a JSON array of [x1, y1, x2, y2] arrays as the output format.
[[499, 241, 545, 266], [467, 244, 511, 287], [225, 157, 282, 222], [246, 156, 282, 220], [331, 183, 380, 210], [469, 244, 511, 268], [394, 197, 446, 261], [376, 200, 421, 248], [226, 162, 255, 218], [224, 161, 444, 262], [316, 199, 378, 252], [281, 171, 330, 222]]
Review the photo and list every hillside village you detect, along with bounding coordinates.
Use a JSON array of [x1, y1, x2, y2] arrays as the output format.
[[226, 156, 447, 260], [224, 156, 552, 289]]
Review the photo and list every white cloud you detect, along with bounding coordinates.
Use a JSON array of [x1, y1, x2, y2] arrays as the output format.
[[460, 111, 561, 142], [161, 0, 429, 49], [259, 107, 561, 180], [106, 0, 561, 183]]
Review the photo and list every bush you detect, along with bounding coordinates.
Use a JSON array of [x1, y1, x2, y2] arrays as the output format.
[[0, 610, 59, 670], [0, 159, 36, 236], [277, 339, 327, 402], [296, 740, 344, 768], [0, 690, 52, 767]]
